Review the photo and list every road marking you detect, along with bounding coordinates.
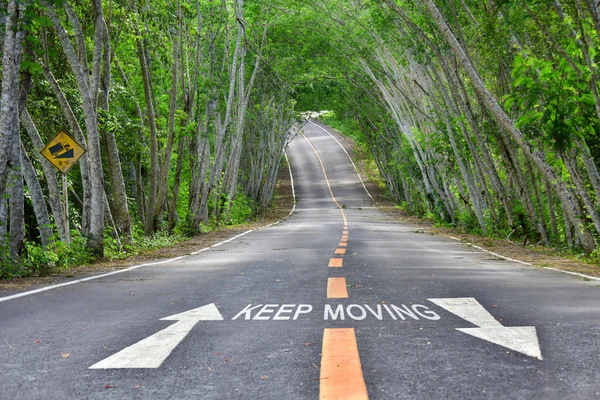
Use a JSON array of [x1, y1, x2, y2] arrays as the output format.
[[301, 133, 347, 226], [341, 235, 348, 241], [327, 278, 349, 298], [429, 297, 542, 359], [339, 242, 347, 247], [324, 303, 440, 321], [428, 298, 501, 328], [320, 328, 369, 400], [89, 304, 223, 369], [329, 258, 343, 268], [447, 236, 600, 282], [308, 120, 374, 202], [335, 248, 346, 255]]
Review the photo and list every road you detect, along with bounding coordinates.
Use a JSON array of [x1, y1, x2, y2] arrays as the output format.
[[1, 120, 599, 399]]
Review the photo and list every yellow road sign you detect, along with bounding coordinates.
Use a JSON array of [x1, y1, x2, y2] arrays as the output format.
[[40, 129, 86, 174]]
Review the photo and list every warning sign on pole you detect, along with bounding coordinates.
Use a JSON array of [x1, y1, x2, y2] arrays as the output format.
[[40, 129, 86, 174]]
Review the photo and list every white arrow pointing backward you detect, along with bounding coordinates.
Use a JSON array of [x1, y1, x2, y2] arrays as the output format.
[[89, 303, 223, 369], [428, 298, 542, 360]]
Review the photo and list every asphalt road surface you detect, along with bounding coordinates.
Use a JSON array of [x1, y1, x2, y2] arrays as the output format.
[[1, 121, 599, 399]]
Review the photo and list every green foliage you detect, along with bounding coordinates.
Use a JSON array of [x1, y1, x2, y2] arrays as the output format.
[[228, 194, 253, 225], [103, 226, 186, 261], [16, 232, 93, 278]]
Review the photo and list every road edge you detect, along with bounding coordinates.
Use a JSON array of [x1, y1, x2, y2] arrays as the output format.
[[0, 153, 298, 304], [314, 120, 600, 283]]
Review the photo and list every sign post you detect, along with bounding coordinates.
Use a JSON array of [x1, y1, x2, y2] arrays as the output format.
[[40, 129, 86, 244]]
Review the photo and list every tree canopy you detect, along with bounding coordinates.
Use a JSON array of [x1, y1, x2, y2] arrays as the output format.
[[2, 0, 600, 276]]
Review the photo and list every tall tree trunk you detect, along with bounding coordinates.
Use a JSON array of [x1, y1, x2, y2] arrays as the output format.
[[0, 0, 27, 204], [98, 12, 132, 245], [133, 16, 159, 235], [8, 146, 24, 261], [21, 143, 54, 247], [168, 136, 186, 232], [154, 3, 181, 228]]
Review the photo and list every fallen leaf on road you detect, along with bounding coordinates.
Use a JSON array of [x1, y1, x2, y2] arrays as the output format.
[[381, 301, 386, 304], [260, 375, 269, 380], [305, 343, 312, 346], [34, 340, 41, 344], [133, 385, 140, 390], [61, 353, 70, 359], [105, 385, 117, 389]]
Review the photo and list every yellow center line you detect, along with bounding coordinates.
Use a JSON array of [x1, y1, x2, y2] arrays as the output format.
[[329, 258, 343, 268], [335, 248, 346, 255], [301, 133, 347, 226], [327, 277, 349, 298], [320, 328, 369, 399], [339, 242, 347, 247]]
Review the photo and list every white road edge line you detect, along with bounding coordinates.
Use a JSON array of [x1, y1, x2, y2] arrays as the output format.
[[448, 236, 600, 281], [0, 152, 298, 304], [308, 120, 374, 201]]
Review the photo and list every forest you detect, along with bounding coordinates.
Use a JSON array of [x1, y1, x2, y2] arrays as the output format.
[[2, 0, 600, 277]]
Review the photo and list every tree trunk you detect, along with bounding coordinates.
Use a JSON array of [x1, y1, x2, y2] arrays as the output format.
[[0, 0, 27, 203], [154, 1, 181, 228], [21, 143, 54, 247], [98, 10, 132, 246], [168, 136, 186, 232], [8, 149, 24, 261], [133, 18, 159, 235]]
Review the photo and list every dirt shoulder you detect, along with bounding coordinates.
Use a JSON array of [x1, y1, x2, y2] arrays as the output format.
[[0, 162, 295, 295], [320, 120, 600, 280]]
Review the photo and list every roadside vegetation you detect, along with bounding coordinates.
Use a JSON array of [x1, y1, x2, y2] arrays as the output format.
[[2, 0, 600, 278]]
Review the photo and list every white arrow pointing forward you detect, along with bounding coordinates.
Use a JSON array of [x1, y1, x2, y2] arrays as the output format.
[[89, 303, 223, 369], [428, 298, 542, 360]]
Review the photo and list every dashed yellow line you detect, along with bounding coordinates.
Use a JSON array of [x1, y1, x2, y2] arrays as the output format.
[[320, 328, 368, 399], [302, 131, 368, 399], [327, 277, 349, 298], [329, 258, 343, 268]]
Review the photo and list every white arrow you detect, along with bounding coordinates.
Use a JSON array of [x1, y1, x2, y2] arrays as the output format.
[[428, 298, 542, 360], [89, 303, 223, 369]]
